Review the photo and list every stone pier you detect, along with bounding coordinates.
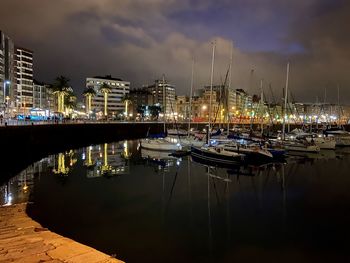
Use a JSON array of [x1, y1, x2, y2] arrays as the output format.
[[0, 203, 123, 263]]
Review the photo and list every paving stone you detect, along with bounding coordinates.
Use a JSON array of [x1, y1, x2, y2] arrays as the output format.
[[0, 204, 123, 263]]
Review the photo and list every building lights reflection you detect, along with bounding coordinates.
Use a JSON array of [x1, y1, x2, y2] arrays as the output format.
[[53, 153, 69, 175]]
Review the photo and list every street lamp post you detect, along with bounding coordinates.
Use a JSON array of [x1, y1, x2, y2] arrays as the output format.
[[3, 81, 10, 119]]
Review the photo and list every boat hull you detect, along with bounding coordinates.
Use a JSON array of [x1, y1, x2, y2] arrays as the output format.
[[190, 146, 243, 166], [140, 139, 181, 151], [284, 144, 320, 153]]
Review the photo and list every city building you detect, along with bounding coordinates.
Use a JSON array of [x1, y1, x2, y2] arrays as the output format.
[[0, 31, 15, 112], [15, 46, 34, 112], [176, 95, 189, 120], [128, 88, 152, 117], [33, 80, 55, 111], [86, 75, 130, 117], [144, 78, 176, 117]]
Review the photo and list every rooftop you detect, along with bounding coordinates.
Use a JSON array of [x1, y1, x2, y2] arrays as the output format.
[[91, 75, 124, 81]]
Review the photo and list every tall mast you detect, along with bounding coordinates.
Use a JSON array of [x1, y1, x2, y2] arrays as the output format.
[[337, 84, 340, 127], [208, 40, 216, 142], [162, 74, 166, 134], [188, 57, 195, 138], [227, 41, 233, 132], [249, 69, 254, 131], [282, 62, 290, 140], [260, 79, 264, 135]]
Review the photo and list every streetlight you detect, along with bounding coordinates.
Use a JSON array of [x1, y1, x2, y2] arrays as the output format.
[[3, 80, 10, 103]]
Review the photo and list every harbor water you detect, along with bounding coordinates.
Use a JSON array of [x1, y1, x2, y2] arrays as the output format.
[[1, 140, 350, 262]]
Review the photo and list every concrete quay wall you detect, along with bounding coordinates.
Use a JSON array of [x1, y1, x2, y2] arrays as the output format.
[[0, 122, 163, 184]]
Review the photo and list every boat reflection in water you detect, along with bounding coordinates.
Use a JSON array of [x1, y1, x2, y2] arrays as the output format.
[[1, 141, 350, 263]]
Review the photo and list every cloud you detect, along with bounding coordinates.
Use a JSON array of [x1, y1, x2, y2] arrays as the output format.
[[0, 0, 349, 103]]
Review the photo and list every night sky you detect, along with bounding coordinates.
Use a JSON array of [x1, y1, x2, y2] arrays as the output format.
[[1, 0, 349, 103]]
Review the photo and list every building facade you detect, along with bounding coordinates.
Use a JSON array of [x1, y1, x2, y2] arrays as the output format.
[[176, 95, 189, 120], [15, 46, 34, 112], [144, 79, 176, 117], [128, 88, 152, 117], [33, 80, 55, 111], [86, 75, 130, 117], [0, 31, 15, 111]]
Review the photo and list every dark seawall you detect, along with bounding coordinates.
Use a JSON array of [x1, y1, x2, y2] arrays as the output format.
[[0, 123, 163, 184]]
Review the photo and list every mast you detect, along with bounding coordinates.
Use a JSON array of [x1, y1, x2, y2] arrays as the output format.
[[188, 57, 195, 138], [208, 41, 216, 143], [227, 41, 233, 133], [337, 84, 340, 127], [162, 74, 166, 134], [260, 79, 264, 135], [249, 69, 254, 131], [282, 62, 290, 140]]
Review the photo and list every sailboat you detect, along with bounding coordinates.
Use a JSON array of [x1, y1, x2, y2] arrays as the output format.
[[324, 86, 350, 146], [191, 41, 245, 166], [287, 128, 336, 150], [279, 62, 320, 153], [140, 75, 182, 152], [179, 56, 205, 149]]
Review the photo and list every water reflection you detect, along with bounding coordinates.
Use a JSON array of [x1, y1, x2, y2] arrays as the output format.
[[1, 142, 350, 263], [0, 141, 134, 205]]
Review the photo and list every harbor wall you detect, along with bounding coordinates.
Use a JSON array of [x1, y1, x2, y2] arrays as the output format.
[[0, 123, 163, 184], [0, 122, 349, 183]]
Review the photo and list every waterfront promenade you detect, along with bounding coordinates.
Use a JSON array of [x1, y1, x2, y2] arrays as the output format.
[[0, 203, 123, 262]]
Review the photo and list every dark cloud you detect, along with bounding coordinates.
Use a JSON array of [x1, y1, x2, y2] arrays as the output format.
[[0, 0, 349, 103]]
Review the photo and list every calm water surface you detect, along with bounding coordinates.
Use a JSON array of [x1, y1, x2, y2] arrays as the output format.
[[1, 140, 350, 263]]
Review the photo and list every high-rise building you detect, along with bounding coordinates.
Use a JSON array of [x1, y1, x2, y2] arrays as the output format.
[[145, 78, 176, 117], [86, 75, 130, 117], [128, 88, 152, 117], [33, 80, 54, 111], [15, 46, 34, 111], [0, 31, 15, 109]]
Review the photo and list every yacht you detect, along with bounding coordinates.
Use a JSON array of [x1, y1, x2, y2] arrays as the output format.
[[140, 138, 182, 151]]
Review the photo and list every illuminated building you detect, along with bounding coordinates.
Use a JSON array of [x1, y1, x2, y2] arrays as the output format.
[[0, 31, 15, 108], [86, 75, 130, 117], [144, 78, 176, 117], [15, 46, 34, 112]]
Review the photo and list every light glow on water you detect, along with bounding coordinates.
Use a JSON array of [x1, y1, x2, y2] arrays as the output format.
[[2, 140, 350, 263]]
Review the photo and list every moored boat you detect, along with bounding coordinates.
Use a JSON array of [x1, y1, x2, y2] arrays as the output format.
[[190, 145, 244, 166], [140, 138, 182, 151]]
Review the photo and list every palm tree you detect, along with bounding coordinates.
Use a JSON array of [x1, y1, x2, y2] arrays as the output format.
[[82, 87, 96, 115], [64, 90, 76, 115], [51, 76, 71, 113], [99, 83, 111, 117], [122, 94, 132, 119]]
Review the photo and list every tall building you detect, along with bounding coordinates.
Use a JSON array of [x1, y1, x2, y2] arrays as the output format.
[[15, 46, 34, 111], [86, 75, 130, 117], [0, 31, 15, 109], [128, 88, 152, 117], [145, 78, 176, 117], [33, 80, 54, 111], [176, 95, 189, 120]]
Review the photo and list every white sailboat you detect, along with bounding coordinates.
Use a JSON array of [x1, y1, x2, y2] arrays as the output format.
[[323, 86, 350, 146], [287, 128, 336, 150], [140, 75, 181, 151], [180, 56, 205, 149], [191, 41, 245, 165], [280, 63, 320, 153]]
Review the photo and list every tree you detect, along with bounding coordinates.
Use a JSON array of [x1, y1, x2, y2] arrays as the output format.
[[64, 90, 76, 115], [83, 87, 96, 115], [121, 94, 132, 119], [99, 83, 111, 117], [149, 105, 161, 120], [51, 76, 71, 113]]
